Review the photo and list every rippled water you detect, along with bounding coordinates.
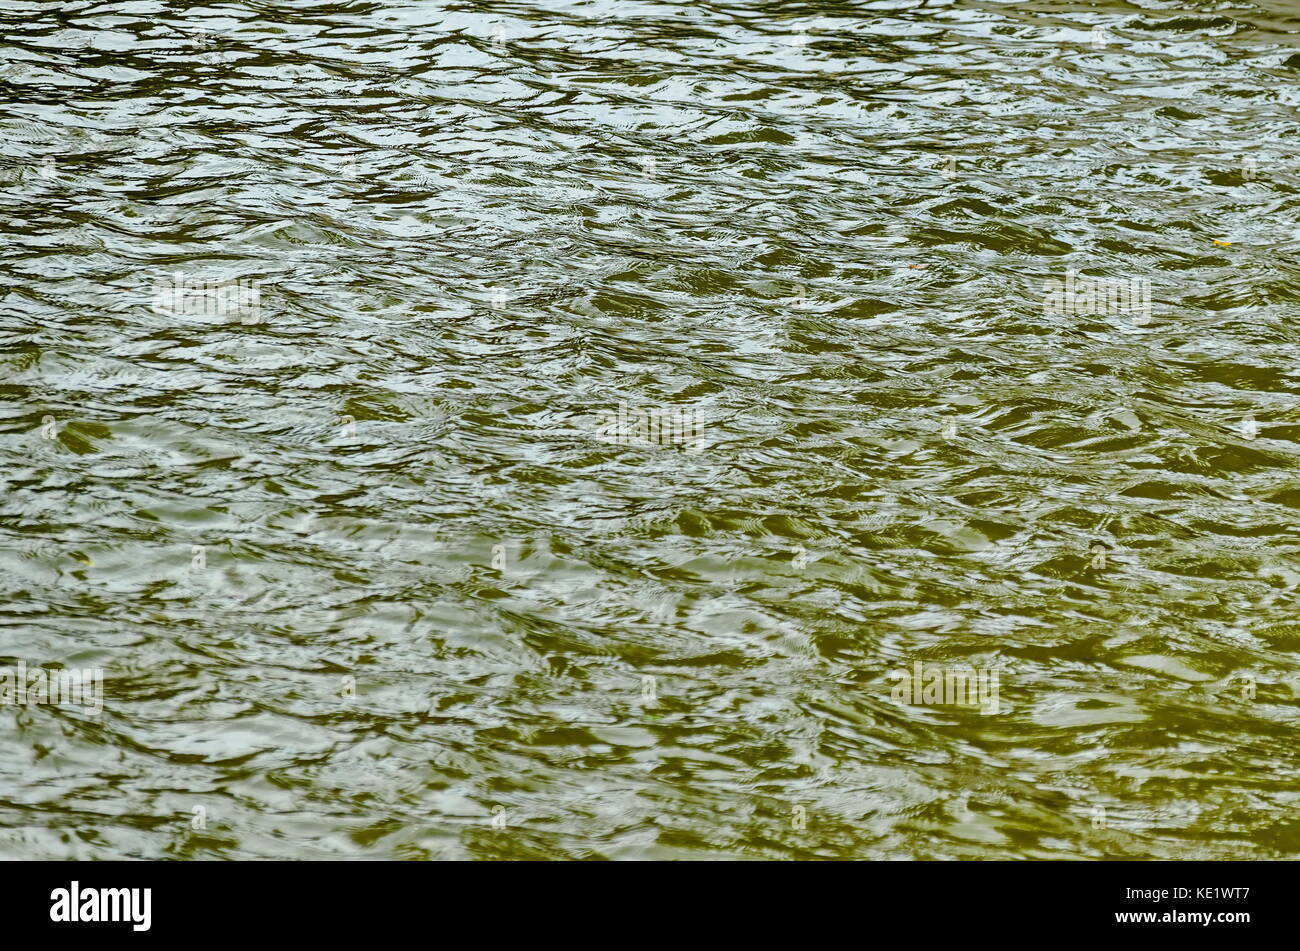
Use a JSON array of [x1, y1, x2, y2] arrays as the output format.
[[3, 0, 1300, 860]]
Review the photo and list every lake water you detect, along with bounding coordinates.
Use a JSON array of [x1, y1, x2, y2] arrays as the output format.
[[2, 0, 1300, 859]]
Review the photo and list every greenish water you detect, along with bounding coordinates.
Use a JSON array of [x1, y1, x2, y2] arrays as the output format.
[[2, 0, 1300, 860]]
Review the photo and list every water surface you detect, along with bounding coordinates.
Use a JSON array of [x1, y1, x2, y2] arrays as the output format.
[[2, 0, 1300, 859]]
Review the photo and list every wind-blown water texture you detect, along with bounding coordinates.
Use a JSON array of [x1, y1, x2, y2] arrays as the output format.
[[2, 0, 1300, 860]]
